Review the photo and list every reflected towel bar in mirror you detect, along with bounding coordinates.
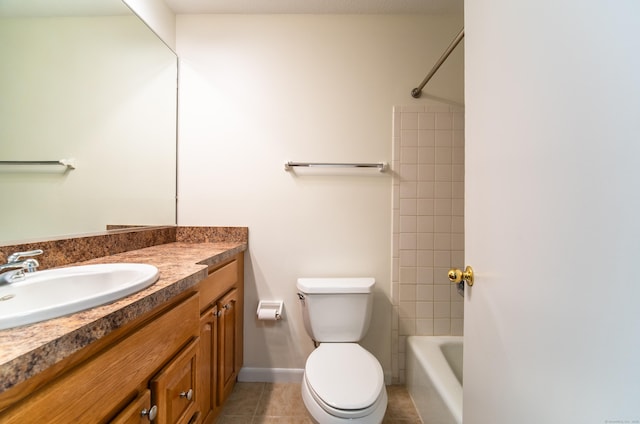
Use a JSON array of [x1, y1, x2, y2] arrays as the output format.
[[0, 159, 76, 169]]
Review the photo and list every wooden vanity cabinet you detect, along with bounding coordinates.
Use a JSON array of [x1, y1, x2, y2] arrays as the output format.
[[0, 251, 244, 424], [196, 254, 244, 424], [0, 294, 200, 424]]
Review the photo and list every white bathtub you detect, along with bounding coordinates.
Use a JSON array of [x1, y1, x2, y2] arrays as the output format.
[[406, 336, 463, 424]]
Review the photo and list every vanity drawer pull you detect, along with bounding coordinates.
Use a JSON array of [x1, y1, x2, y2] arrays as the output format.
[[180, 388, 194, 401], [140, 405, 157, 421]]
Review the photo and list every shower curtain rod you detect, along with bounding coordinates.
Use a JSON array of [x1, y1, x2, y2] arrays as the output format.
[[411, 28, 464, 99]]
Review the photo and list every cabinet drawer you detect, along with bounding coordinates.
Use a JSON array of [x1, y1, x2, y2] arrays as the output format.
[[151, 338, 199, 424], [199, 259, 238, 311], [111, 390, 155, 424]]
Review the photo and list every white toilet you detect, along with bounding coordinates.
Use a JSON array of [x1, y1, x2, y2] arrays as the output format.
[[296, 277, 387, 424]]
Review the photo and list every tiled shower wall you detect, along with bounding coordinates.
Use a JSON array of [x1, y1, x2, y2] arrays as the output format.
[[391, 104, 465, 384]]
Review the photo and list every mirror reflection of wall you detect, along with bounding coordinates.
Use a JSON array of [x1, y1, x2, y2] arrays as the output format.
[[0, 0, 177, 244]]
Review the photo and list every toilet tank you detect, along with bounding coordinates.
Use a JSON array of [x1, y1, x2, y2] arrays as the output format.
[[296, 277, 375, 343]]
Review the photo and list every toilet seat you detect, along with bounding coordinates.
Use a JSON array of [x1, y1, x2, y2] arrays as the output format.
[[304, 343, 385, 419]]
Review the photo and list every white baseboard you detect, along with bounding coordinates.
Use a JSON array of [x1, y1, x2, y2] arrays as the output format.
[[238, 367, 304, 383]]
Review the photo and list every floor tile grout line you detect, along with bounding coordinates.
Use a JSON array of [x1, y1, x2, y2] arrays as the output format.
[[250, 382, 265, 421]]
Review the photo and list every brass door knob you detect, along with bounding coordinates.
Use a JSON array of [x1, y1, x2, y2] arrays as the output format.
[[448, 266, 474, 286]]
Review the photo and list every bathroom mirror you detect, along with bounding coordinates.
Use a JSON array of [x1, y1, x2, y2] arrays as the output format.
[[0, 0, 177, 244]]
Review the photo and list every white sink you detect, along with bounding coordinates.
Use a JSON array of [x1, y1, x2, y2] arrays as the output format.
[[0, 263, 159, 330]]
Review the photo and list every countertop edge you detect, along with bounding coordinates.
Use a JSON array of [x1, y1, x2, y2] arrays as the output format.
[[0, 241, 247, 396]]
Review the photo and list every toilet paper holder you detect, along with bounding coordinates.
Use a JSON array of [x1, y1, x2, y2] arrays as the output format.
[[256, 300, 283, 320]]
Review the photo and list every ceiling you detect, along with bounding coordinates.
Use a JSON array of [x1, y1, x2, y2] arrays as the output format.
[[163, 0, 464, 15]]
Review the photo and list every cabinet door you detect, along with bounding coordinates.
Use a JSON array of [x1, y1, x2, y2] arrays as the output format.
[[111, 390, 156, 424], [217, 288, 238, 405], [151, 338, 199, 424], [198, 305, 218, 424]]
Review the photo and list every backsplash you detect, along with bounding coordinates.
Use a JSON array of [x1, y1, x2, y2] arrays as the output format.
[[391, 104, 465, 383], [0, 226, 248, 269]]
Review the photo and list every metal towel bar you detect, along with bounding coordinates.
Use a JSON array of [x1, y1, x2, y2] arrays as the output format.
[[284, 161, 387, 172]]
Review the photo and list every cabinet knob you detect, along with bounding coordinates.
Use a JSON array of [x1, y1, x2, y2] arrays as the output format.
[[180, 388, 194, 401], [223, 303, 231, 310], [140, 405, 158, 421]]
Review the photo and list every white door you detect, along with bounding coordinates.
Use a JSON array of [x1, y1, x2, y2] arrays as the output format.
[[464, 1, 640, 423]]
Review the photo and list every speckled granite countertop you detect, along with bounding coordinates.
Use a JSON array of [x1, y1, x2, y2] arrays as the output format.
[[0, 240, 246, 395]]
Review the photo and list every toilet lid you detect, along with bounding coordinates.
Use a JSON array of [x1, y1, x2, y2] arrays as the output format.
[[305, 343, 384, 411]]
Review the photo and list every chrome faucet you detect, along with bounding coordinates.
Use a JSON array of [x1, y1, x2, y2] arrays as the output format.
[[0, 249, 43, 284]]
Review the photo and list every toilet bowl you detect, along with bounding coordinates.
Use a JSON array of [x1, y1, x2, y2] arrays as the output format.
[[296, 278, 387, 424], [301, 343, 387, 424]]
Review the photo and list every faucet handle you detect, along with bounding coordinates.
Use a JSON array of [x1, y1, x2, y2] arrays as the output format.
[[22, 258, 40, 273], [7, 249, 43, 263]]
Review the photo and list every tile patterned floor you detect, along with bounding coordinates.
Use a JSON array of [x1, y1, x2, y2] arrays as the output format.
[[215, 382, 422, 424]]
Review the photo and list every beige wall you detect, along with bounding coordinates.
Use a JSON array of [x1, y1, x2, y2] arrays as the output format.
[[176, 14, 464, 382]]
